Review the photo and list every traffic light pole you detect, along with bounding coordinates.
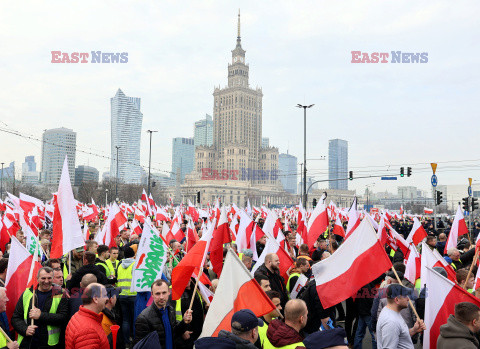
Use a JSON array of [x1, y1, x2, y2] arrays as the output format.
[[433, 187, 437, 231]]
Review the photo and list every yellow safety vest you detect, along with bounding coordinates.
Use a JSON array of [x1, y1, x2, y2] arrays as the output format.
[[287, 273, 301, 293], [106, 259, 120, 278], [175, 299, 182, 321], [95, 261, 110, 276], [117, 263, 137, 296], [258, 321, 269, 347], [17, 288, 62, 346], [0, 331, 6, 347], [389, 249, 395, 258]]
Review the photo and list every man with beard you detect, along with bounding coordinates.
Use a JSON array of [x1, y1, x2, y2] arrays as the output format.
[[254, 253, 288, 309]]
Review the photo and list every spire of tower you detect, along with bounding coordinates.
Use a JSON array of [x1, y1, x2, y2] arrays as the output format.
[[237, 9, 241, 39]]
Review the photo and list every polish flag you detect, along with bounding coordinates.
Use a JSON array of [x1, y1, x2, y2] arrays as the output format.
[[198, 281, 214, 305], [404, 244, 421, 284], [50, 157, 85, 258], [252, 232, 294, 282], [236, 209, 256, 252], [332, 216, 345, 238], [0, 218, 10, 252], [94, 202, 128, 248], [210, 206, 231, 276], [83, 199, 99, 222], [19, 192, 43, 216], [345, 197, 361, 238], [444, 205, 468, 254], [185, 218, 199, 252], [229, 214, 238, 240], [420, 242, 457, 285], [200, 249, 276, 337], [423, 266, 480, 349], [155, 207, 171, 223], [297, 201, 308, 244], [161, 221, 175, 244], [306, 202, 329, 250], [407, 217, 428, 246], [134, 205, 146, 224], [141, 189, 154, 216], [5, 237, 42, 319], [170, 221, 184, 242], [83, 221, 90, 241], [131, 219, 143, 236], [187, 200, 199, 223], [424, 207, 434, 215], [312, 218, 392, 308], [171, 219, 215, 300]]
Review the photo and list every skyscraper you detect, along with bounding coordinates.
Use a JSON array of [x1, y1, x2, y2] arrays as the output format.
[[279, 153, 297, 194], [194, 114, 213, 147], [41, 127, 76, 185], [110, 89, 143, 184], [172, 137, 194, 183], [22, 156, 39, 185], [262, 137, 270, 148], [328, 139, 348, 190]]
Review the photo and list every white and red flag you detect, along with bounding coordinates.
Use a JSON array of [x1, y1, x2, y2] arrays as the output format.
[[210, 206, 231, 276], [345, 197, 361, 238], [185, 218, 199, 253], [297, 201, 308, 244], [306, 201, 329, 250], [444, 205, 468, 254], [171, 219, 215, 300], [420, 242, 457, 284], [332, 216, 345, 238], [130, 219, 143, 236], [423, 266, 480, 349], [94, 202, 128, 248], [200, 249, 276, 337], [5, 237, 42, 319], [404, 244, 421, 284], [83, 199, 99, 222], [406, 217, 428, 246], [312, 218, 392, 308], [51, 157, 85, 258]]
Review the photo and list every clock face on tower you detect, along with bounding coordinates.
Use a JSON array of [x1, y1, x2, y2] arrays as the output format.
[[234, 57, 237, 62]]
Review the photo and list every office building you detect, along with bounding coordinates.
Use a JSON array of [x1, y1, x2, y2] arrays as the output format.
[[75, 165, 99, 186], [279, 153, 297, 194], [41, 127, 76, 185], [22, 156, 39, 185], [194, 114, 213, 147], [262, 137, 269, 148], [328, 139, 348, 190], [110, 88, 143, 184], [172, 137, 194, 183]]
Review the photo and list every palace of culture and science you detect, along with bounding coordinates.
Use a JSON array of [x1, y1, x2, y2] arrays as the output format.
[[182, 12, 292, 206]]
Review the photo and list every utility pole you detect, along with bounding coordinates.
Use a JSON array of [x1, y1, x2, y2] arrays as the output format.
[[146, 130, 158, 196], [0, 162, 3, 199], [296, 104, 314, 208], [431, 163, 438, 231], [12, 162, 15, 195], [115, 146, 120, 201]]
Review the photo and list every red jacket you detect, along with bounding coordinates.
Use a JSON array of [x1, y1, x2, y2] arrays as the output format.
[[66, 306, 110, 349]]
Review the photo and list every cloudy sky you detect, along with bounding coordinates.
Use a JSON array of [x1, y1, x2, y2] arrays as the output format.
[[0, 0, 479, 197]]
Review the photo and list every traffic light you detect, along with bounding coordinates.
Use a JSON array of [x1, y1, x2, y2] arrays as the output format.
[[349, 171, 353, 180], [312, 198, 317, 208], [462, 197, 470, 212], [436, 191, 443, 205], [472, 197, 479, 212], [400, 167, 404, 177], [197, 191, 201, 204], [407, 167, 412, 177]]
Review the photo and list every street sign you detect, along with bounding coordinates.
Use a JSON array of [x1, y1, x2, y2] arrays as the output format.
[[468, 186, 472, 197], [381, 177, 397, 180], [431, 163, 437, 174], [431, 174, 438, 187]]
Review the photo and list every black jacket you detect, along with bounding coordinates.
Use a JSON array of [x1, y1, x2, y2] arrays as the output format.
[[218, 330, 258, 349], [300, 280, 335, 334], [254, 264, 288, 308], [134, 303, 187, 348], [11, 286, 68, 349], [66, 264, 111, 292]]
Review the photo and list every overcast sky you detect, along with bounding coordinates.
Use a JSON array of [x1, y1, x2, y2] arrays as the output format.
[[1, 0, 479, 197]]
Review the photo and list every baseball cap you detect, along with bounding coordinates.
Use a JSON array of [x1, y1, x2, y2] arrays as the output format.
[[386, 284, 412, 299], [231, 309, 263, 332], [304, 328, 348, 349], [75, 247, 85, 252]]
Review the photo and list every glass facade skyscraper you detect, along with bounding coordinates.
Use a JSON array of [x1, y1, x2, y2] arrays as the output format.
[[328, 139, 348, 190], [279, 153, 297, 194], [41, 128, 76, 185], [172, 137, 194, 183], [110, 89, 143, 184], [194, 114, 213, 147]]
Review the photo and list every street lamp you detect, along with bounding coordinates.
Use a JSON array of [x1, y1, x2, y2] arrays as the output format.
[[115, 146, 120, 200], [105, 188, 109, 207], [146, 130, 158, 196], [296, 103, 314, 208]]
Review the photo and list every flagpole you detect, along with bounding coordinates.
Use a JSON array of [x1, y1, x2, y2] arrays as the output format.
[[391, 265, 421, 322], [0, 327, 12, 343], [462, 250, 479, 290]]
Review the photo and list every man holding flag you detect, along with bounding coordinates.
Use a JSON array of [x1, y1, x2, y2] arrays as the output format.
[[11, 267, 68, 349]]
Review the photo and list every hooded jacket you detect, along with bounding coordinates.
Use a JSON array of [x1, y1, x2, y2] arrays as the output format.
[[265, 319, 305, 348], [437, 314, 479, 349], [121, 257, 135, 269], [217, 330, 257, 349]]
